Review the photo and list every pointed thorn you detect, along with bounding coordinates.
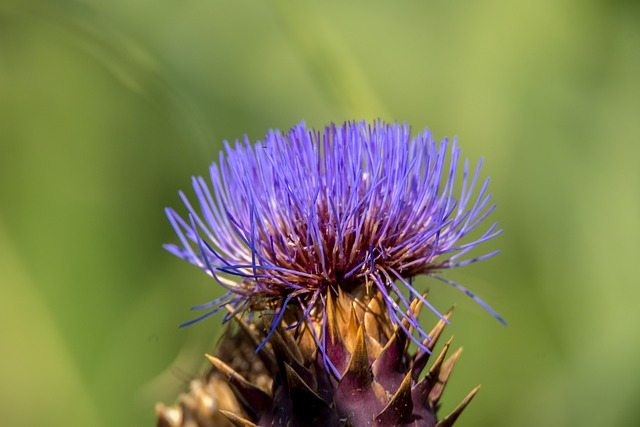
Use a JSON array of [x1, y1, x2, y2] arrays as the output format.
[[372, 328, 406, 391], [343, 324, 372, 386], [410, 338, 454, 407], [284, 363, 322, 401], [279, 340, 317, 393], [335, 325, 386, 425], [412, 293, 426, 318], [428, 337, 453, 380], [219, 410, 260, 427], [364, 292, 387, 343], [400, 296, 424, 336], [427, 306, 455, 352], [284, 363, 339, 425], [429, 347, 463, 406], [325, 290, 349, 374], [326, 290, 339, 343], [344, 305, 360, 351], [374, 370, 414, 425], [399, 294, 427, 352], [206, 354, 271, 413], [412, 307, 455, 380], [435, 385, 480, 427]]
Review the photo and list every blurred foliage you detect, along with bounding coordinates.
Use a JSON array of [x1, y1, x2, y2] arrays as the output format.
[[1, 0, 639, 426]]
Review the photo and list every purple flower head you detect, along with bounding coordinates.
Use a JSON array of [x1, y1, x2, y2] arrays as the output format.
[[165, 120, 504, 354]]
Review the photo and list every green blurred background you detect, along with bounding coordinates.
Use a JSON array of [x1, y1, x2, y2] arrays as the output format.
[[1, 0, 639, 426]]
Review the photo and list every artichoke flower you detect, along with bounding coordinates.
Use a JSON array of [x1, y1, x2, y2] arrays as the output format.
[[157, 121, 502, 426]]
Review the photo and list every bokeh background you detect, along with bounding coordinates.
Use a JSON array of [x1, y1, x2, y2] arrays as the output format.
[[1, 0, 639, 426]]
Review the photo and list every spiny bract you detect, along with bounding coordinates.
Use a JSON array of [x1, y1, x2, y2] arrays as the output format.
[[157, 291, 477, 427], [158, 120, 502, 426]]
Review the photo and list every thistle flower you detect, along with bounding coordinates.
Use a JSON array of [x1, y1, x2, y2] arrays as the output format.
[[158, 120, 503, 427]]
